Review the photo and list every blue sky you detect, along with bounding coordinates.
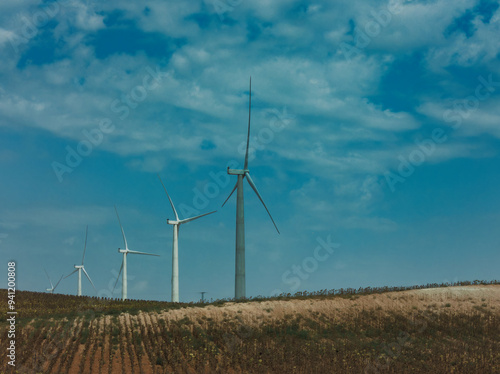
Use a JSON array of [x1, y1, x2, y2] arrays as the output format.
[[1, 0, 499, 302]]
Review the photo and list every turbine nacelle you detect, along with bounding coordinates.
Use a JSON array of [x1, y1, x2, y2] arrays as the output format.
[[74, 265, 83, 269], [227, 168, 248, 175], [166, 219, 179, 225]]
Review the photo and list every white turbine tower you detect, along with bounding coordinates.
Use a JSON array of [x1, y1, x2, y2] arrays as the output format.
[[64, 225, 96, 296], [113, 206, 160, 301], [158, 175, 217, 303], [222, 77, 280, 299], [44, 269, 63, 294]]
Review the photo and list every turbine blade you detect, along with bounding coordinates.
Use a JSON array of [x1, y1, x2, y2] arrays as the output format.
[[114, 206, 128, 250], [244, 76, 251, 170], [245, 172, 280, 234], [82, 267, 97, 292], [81, 225, 88, 265], [64, 268, 78, 279], [179, 210, 217, 225], [127, 250, 160, 256], [221, 181, 238, 207], [44, 268, 54, 288], [158, 175, 179, 221], [113, 259, 124, 293], [53, 275, 64, 290]]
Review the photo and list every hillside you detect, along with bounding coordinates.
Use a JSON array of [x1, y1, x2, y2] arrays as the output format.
[[1, 283, 499, 373]]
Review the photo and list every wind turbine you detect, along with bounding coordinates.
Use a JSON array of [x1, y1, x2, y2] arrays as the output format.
[[113, 206, 160, 301], [158, 176, 217, 303], [44, 269, 63, 294], [64, 225, 96, 296], [222, 77, 280, 299]]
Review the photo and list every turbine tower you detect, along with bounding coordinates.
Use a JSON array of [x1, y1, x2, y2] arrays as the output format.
[[44, 269, 63, 294], [64, 225, 96, 296], [158, 176, 216, 303], [113, 206, 160, 301], [222, 77, 280, 299]]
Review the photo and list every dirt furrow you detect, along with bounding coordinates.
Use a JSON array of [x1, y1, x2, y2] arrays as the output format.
[[49, 319, 74, 374], [137, 312, 156, 370], [90, 316, 103, 374], [122, 313, 137, 374], [65, 318, 85, 374], [109, 316, 119, 374], [41, 322, 65, 373], [103, 315, 113, 374], [81, 318, 96, 374], [51, 317, 80, 374]]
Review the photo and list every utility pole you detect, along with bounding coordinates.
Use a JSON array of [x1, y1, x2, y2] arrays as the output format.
[[199, 291, 207, 302]]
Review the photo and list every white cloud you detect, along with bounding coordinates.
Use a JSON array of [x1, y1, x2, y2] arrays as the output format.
[[351, 0, 476, 52], [426, 7, 500, 71], [0, 28, 15, 46], [131, 280, 148, 292], [418, 97, 500, 139], [3, 206, 114, 231], [0, 0, 498, 225]]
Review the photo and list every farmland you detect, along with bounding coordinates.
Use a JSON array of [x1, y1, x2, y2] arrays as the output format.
[[1, 281, 499, 373]]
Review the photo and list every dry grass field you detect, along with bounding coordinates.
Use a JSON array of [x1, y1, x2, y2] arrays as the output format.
[[1, 283, 499, 373]]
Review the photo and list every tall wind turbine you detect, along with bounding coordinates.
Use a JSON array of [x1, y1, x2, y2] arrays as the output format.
[[64, 225, 96, 296], [222, 77, 280, 299], [158, 176, 216, 302], [113, 206, 160, 301], [44, 269, 63, 294]]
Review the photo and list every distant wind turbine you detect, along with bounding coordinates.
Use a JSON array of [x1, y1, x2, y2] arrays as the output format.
[[158, 175, 217, 303], [222, 77, 280, 299], [64, 225, 96, 296], [113, 206, 160, 301], [44, 268, 63, 294]]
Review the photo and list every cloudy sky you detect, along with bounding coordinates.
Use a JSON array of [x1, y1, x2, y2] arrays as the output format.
[[1, 0, 499, 302]]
